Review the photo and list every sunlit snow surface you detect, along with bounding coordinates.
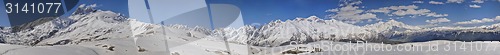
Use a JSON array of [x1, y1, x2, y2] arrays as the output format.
[[1, 5, 500, 55]]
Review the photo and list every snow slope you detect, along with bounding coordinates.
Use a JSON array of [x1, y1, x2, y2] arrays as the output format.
[[0, 4, 232, 55], [257, 40, 500, 55]]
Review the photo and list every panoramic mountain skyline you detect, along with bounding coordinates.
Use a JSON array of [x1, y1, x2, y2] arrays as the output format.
[[1, 0, 500, 55], [209, 0, 500, 27]]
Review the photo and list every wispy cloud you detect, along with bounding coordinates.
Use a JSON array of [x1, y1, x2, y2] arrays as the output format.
[[469, 4, 481, 8], [455, 16, 500, 25], [368, 5, 448, 18], [429, 1, 445, 4], [471, 0, 484, 3], [426, 18, 450, 24], [413, 1, 424, 3], [327, 1, 377, 24], [447, 0, 465, 3]]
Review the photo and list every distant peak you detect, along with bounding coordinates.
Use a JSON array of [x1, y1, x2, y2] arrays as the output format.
[[73, 4, 97, 15], [385, 19, 404, 25], [290, 16, 323, 22], [306, 16, 319, 20], [387, 19, 398, 23]]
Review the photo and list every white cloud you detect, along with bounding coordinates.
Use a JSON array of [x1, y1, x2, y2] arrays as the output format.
[[447, 0, 465, 3], [483, 18, 495, 22], [386, 5, 419, 10], [429, 1, 445, 4], [369, 5, 448, 18], [496, 16, 500, 20], [426, 12, 448, 17], [328, 3, 377, 24], [413, 1, 424, 3], [455, 18, 495, 24], [338, 1, 362, 6], [368, 8, 391, 13], [455, 16, 500, 25], [426, 18, 451, 24], [469, 4, 481, 8], [392, 9, 430, 16], [472, 0, 484, 3]]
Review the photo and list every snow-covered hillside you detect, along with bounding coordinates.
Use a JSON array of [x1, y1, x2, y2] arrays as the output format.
[[0, 4, 222, 55], [0, 4, 130, 46]]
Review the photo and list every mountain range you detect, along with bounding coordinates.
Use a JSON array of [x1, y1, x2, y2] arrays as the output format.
[[0, 5, 499, 47]]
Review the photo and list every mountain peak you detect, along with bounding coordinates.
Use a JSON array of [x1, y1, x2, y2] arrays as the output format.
[[306, 16, 319, 20], [364, 19, 421, 33], [73, 4, 97, 15], [291, 16, 322, 22], [375, 19, 405, 26], [386, 19, 402, 24]]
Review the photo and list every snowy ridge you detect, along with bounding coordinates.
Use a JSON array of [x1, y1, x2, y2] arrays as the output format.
[[129, 19, 211, 37], [0, 5, 499, 48], [128, 19, 154, 36], [391, 24, 500, 42], [0, 4, 214, 46], [214, 16, 500, 46], [35, 4, 212, 46], [213, 16, 385, 46], [363, 19, 422, 39], [0, 4, 131, 46], [364, 19, 421, 33], [251, 16, 378, 46], [211, 25, 256, 44], [37, 10, 131, 45], [0, 17, 73, 45]]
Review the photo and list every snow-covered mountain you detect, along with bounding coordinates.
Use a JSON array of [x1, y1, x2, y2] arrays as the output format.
[[364, 19, 421, 33], [0, 4, 499, 48], [390, 24, 500, 42], [211, 25, 256, 44], [0, 3, 499, 55], [213, 16, 500, 46], [0, 4, 215, 46], [362, 19, 422, 42], [0, 4, 129, 46], [213, 16, 387, 46]]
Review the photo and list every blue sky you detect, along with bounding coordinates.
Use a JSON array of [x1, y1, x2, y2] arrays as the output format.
[[59, 0, 129, 18], [208, 0, 340, 26], [2, 0, 500, 28], [80, 0, 129, 17], [0, 0, 128, 27], [0, 0, 8, 26], [208, 0, 500, 27]]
